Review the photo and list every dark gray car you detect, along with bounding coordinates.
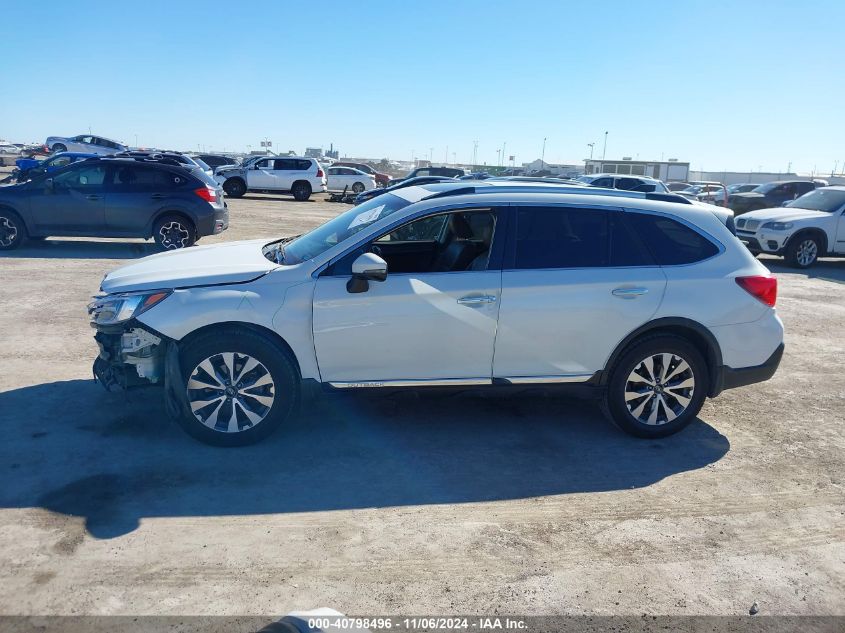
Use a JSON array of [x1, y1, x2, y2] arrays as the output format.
[[0, 157, 228, 250]]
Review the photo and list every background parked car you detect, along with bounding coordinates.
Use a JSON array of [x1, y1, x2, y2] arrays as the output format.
[[699, 182, 757, 204], [192, 154, 239, 172], [353, 175, 457, 204], [0, 156, 228, 250], [728, 180, 817, 215], [11, 152, 96, 183], [215, 156, 326, 201], [115, 151, 212, 177], [44, 134, 127, 155], [666, 182, 692, 191], [577, 173, 669, 193], [735, 186, 845, 268], [332, 161, 390, 187], [326, 166, 376, 193], [389, 166, 466, 185]]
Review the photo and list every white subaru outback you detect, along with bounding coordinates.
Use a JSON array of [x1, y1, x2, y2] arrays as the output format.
[[89, 183, 784, 446], [735, 186, 845, 268]]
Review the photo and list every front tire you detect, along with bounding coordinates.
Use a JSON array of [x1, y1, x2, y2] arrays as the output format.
[[0, 210, 25, 250], [291, 181, 312, 201], [351, 182, 365, 194], [223, 178, 246, 198], [604, 335, 708, 438], [153, 215, 196, 250], [177, 328, 300, 446], [785, 234, 820, 268]]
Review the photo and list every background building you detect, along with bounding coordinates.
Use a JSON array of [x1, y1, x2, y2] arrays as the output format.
[[585, 158, 689, 182]]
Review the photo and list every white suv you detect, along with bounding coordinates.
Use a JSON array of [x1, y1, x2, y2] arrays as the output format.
[[89, 183, 784, 446], [735, 186, 845, 268], [215, 156, 327, 201]]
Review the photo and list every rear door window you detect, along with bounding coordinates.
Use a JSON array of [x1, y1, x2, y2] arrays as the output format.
[[513, 207, 609, 269], [112, 166, 184, 190], [591, 177, 614, 188], [274, 159, 298, 170], [625, 212, 719, 265]]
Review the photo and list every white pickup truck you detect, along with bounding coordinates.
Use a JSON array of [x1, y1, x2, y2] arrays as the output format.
[[216, 156, 327, 201]]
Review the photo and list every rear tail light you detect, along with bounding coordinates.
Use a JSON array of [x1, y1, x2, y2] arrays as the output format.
[[194, 186, 218, 203], [735, 275, 777, 307], [316, 167, 324, 178]]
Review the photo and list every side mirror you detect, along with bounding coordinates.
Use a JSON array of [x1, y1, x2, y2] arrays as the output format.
[[347, 252, 388, 293]]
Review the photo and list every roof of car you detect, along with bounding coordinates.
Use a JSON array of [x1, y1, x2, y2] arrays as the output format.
[[391, 184, 726, 224]]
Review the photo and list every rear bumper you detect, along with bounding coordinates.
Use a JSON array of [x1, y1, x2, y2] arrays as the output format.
[[714, 343, 784, 394]]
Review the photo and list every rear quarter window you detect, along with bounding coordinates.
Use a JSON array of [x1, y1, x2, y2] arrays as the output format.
[[625, 212, 719, 265]]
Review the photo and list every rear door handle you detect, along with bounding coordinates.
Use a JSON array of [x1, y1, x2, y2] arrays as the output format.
[[457, 295, 497, 305], [86, 194, 101, 201], [612, 287, 648, 299]]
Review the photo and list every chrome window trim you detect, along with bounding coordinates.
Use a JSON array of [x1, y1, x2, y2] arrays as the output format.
[[499, 374, 593, 384]]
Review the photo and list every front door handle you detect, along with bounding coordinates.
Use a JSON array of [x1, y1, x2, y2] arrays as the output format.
[[457, 295, 497, 305], [612, 287, 649, 299], [150, 193, 166, 200], [86, 194, 101, 201]]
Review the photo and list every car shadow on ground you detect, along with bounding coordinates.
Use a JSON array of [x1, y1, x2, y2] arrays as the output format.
[[0, 379, 730, 538], [761, 256, 845, 283], [0, 239, 158, 260]]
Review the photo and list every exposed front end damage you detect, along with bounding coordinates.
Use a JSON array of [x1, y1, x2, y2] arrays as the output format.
[[92, 324, 167, 391]]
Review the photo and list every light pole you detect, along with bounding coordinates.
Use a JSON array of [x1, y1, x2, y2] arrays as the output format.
[[502, 142, 507, 167], [496, 149, 501, 166], [429, 147, 433, 162], [541, 137, 547, 166], [587, 143, 595, 160], [472, 140, 478, 167], [602, 131, 608, 160], [411, 149, 414, 165], [452, 152, 456, 165]]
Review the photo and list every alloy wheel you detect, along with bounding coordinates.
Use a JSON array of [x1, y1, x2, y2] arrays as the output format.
[[0, 216, 18, 247], [186, 352, 275, 433], [158, 221, 190, 249], [796, 239, 818, 266], [624, 353, 695, 426]]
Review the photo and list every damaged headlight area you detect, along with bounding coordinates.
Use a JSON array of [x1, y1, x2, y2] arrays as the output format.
[[88, 290, 171, 326], [89, 291, 172, 391]]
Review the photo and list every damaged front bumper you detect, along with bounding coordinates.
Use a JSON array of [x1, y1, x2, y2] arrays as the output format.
[[92, 322, 169, 391]]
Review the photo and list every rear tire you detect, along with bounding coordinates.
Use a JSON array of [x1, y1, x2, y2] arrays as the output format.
[[0, 210, 25, 250], [223, 178, 246, 198], [153, 214, 196, 250], [176, 328, 300, 446], [785, 234, 820, 268], [292, 181, 312, 201], [51, 143, 67, 153], [603, 335, 708, 439]]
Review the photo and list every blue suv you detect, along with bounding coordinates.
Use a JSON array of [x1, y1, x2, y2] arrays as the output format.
[[0, 156, 228, 250]]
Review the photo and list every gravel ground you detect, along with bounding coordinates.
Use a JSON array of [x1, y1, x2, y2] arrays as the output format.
[[0, 182, 843, 617]]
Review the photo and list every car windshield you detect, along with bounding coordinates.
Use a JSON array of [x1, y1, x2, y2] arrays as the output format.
[[193, 158, 211, 170], [277, 192, 416, 264], [786, 188, 845, 212]]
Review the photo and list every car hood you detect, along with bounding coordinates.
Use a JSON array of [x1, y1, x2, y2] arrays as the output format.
[[735, 207, 831, 223], [100, 239, 279, 294]]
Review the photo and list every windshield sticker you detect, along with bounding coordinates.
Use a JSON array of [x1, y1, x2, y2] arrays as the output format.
[[348, 205, 386, 229]]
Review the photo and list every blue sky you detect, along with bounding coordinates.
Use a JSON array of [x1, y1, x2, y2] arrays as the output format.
[[2, 0, 843, 174]]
